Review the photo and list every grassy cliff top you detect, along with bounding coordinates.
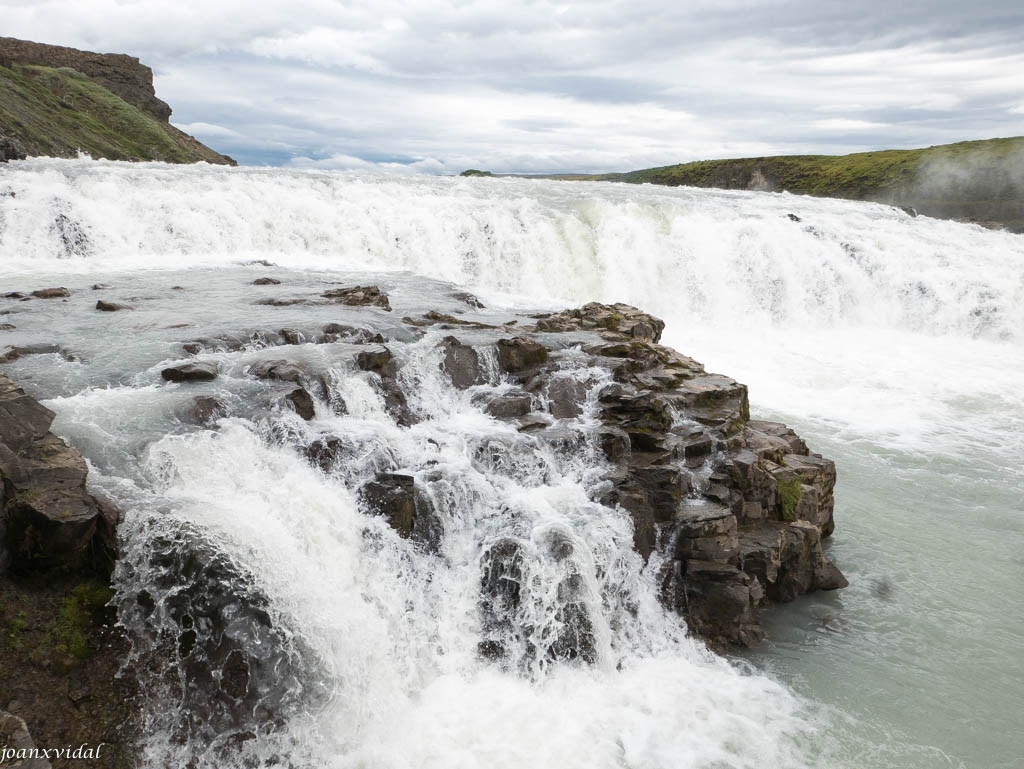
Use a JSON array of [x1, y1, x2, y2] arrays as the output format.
[[0, 62, 234, 164]]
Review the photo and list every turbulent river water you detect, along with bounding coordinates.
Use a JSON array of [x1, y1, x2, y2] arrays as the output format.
[[1, 159, 1022, 769]]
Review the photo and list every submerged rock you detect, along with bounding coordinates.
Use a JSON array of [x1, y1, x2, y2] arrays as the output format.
[[285, 387, 315, 420], [119, 525, 325, 754], [358, 472, 440, 547], [96, 299, 133, 312], [0, 344, 71, 364], [321, 285, 391, 310], [161, 362, 218, 382], [440, 335, 484, 389], [30, 287, 70, 299]]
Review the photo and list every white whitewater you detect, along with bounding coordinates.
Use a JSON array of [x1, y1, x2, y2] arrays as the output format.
[[1, 159, 1022, 769]]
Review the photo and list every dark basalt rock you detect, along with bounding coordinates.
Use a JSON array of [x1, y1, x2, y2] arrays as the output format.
[[319, 323, 385, 344], [546, 377, 589, 419], [30, 287, 70, 299], [440, 336, 484, 389], [161, 362, 218, 382], [0, 343, 70, 364], [477, 532, 596, 666], [189, 396, 227, 426], [452, 290, 485, 309], [474, 389, 533, 419], [359, 473, 415, 537], [534, 302, 665, 342], [496, 336, 548, 374], [321, 285, 391, 311], [161, 300, 843, 649], [532, 302, 844, 648], [0, 373, 118, 576], [355, 346, 395, 376], [249, 359, 305, 384], [96, 300, 133, 312], [252, 277, 281, 285], [358, 473, 440, 547], [279, 328, 304, 345], [119, 526, 324, 752], [285, 387, 315, 421], [255, 297, 312, 307]]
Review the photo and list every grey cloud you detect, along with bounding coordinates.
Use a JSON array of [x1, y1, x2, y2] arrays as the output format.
[[3, 0, 1023, 173]]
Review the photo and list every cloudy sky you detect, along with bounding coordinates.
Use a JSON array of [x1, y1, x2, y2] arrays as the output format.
[[4, 0, 1023, 172]]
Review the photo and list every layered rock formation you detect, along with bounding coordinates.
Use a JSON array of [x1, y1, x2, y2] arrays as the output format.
[[0, 37, 171, 121], [0, 37, 235, 165], [0, 373, 118, 577], [151, 290, 845, 649], [528, 303, 847, 647]]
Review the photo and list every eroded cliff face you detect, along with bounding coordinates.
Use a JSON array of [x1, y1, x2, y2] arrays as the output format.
[[0, 37, 171, 121], [0, 37, 235, 165]]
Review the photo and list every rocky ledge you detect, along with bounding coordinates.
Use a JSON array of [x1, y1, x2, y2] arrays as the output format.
[[158, 290, 846, 649], [1, 289, 844, 652], [525, 303, 846, 647], [0, 373, 118, 577]]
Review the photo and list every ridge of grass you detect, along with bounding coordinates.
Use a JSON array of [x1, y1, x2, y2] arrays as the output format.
[[463, 137, 1024, 232]]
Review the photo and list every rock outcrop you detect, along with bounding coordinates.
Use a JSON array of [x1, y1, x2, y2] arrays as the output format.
[[0, 373, 118, 576], [528, 303, 846, 647], [193, 295, 845, 648]]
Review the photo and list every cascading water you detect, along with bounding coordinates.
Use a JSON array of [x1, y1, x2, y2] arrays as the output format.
[[2, 158, 1022, 769]]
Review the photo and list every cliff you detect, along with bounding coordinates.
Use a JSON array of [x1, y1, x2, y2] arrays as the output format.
[[0, 37, 235, 165]]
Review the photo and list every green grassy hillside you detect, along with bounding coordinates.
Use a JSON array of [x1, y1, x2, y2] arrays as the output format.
[[466, 137, 1024, 232], [0, 62, 234, 164]]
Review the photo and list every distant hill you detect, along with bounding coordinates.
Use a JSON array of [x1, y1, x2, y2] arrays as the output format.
[[464, 137, 1024, 232], [0, 37, 235, 165]]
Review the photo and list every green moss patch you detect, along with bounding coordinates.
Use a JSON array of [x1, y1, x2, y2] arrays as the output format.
[[778, 477, 803, 521], [55, 580, 116, 659]]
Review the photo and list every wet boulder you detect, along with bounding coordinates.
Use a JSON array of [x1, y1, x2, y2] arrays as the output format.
[[358, 473, 438, 546], [188, 396, 227, 426], [120, 525, 325, 753], [546, 377, 589, 419], [321, 285, 391, 310], [0, 344, 68, 364], [162, 362, 218, 382], [478, 537, 524, 660], [249, 360, 305, 384], [285, 387, 315, 420], [0, 373, 118, 576], [534, 302, 665, 342], [95, 300, 133, 312], [496, 337, 548, 374], [30, 287, 70, 299], [440, 336, 484, 389], [279, 328, 304, 345], [474, 389, 533, 419], [672, 560, 764, 649], [355, 346, 395, 376]]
